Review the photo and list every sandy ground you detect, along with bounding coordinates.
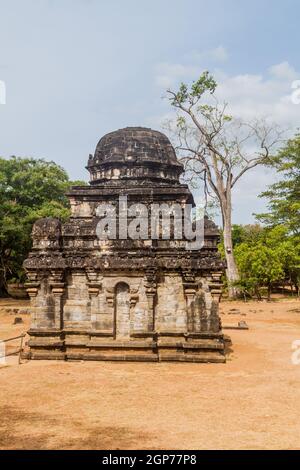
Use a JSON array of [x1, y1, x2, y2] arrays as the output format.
[[0, 297, 300, 450]]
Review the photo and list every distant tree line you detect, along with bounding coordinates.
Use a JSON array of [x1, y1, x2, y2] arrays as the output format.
[[220, 134, 300, 300], [167, 72, 299, 300]]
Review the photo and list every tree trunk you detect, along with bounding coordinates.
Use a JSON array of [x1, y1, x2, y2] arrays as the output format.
[[221, 188, 240, 298], [267, 284, 272, 301], [0, 276, 8, 298], [223, 219, 240, 298], [255, 286, 262, 301], [0, 255, 8, 297]]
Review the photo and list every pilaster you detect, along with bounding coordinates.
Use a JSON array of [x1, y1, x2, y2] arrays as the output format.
[[145, 268, 157, 332]]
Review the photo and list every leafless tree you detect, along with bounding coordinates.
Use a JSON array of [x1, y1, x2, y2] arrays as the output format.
[[167, 72, 283, 297]]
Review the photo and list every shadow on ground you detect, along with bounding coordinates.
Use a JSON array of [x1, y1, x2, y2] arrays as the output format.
[[0, 406, 154, 450]]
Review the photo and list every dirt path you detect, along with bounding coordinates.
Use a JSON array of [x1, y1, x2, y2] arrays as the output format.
[[0, 298, 300, 449]]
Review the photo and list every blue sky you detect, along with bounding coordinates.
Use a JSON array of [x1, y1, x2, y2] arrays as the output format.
[[0, 0, 299, 224]]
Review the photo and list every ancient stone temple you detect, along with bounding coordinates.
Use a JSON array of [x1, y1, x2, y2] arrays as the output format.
[[24, 127, 226, 362]]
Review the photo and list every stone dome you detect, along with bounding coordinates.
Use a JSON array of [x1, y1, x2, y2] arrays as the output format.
[[87, 127, 183, 184]]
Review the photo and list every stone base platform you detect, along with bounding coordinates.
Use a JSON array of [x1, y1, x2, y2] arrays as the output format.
[[24, 329, 226, 363]]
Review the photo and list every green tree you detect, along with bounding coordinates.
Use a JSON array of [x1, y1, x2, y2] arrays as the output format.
[[234, 243, 283, 300], [234, 225, 299, 300], [0, 156, 86, 295], [257, 133, 300, 235], [263, 225, 300, 295], [167, 71, 282, 297]]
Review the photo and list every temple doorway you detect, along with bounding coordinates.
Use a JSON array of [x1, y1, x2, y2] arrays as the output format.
[[114, 282, 130, 338]]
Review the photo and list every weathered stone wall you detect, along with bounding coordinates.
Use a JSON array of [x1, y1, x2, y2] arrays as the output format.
[[63, 272, 91, 329], [156, 274, 187, 332], [28, 271, 221, 336], [101, 275, 149, 336], [31, 277, 55, 329]]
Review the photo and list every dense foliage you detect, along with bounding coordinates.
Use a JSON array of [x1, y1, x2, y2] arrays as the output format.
[[256, 134, 300, 235], [0, 156, 85, 295], [233, 225, 299, 299], [218, 133, 300, 299]]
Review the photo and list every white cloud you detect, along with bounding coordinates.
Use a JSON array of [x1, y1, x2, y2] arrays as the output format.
[[210, 45, 228, 62], [155, 45, 228, 89], [152, 59, 300, 223], [154, 59, 300, 130], [215, 64, 300, 128], [269, 61, 297, 81], [0, 79, 6, 104], [186, 45, 229, 63], [154, 63, 202, 88]]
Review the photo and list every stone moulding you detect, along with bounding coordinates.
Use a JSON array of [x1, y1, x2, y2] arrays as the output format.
[[25, 330, 226, 363]]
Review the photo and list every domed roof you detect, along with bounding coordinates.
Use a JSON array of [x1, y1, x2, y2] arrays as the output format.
[[87, 127, 183, 185]]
